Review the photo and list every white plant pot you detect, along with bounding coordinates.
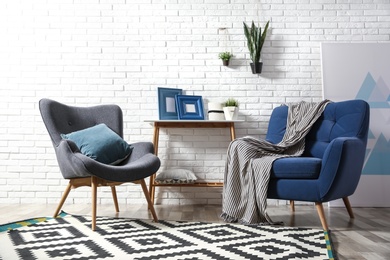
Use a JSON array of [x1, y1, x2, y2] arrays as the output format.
[[223, 106, 239, 120]]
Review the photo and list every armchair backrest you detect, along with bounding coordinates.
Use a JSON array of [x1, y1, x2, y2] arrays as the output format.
[[266, 100, 370, 158], [39, 99, 124, 147]]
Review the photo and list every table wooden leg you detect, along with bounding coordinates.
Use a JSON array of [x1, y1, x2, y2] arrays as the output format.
[[152, 124, 159, 155], [229, 123, 236, 140], [149, 124, 160, 205]]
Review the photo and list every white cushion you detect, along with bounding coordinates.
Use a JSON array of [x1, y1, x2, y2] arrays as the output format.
[[155, 169, 197, 184]]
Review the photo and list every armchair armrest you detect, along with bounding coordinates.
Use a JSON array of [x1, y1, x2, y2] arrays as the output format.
[[62, 139, 80, 153], [127, 142, 155, 162], [318, 137, 366, 201], [55, 139, 91, 179], [56, 139, 160, 182]]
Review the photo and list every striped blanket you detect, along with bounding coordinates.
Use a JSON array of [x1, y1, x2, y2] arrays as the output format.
[[221, 100, 331, 224]]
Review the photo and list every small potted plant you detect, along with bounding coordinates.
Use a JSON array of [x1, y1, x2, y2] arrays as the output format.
[[218, 51, 233, 66], [223, 98, 239, 120], [243, 20, 270, 74]]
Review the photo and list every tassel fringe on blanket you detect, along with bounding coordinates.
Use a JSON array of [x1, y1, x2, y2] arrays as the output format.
[[221, 100, 331, 225]]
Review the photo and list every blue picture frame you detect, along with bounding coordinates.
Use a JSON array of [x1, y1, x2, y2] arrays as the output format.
[[175, 95, 205, 120], [158, 87, 182, 120]]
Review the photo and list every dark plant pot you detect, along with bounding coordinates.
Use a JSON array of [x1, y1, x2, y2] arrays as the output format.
[[250, 62, 263, 74], [223, 60, 229, 66]]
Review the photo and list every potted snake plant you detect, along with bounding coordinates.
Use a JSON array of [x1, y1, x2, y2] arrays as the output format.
[[243, 20, 270, 74]]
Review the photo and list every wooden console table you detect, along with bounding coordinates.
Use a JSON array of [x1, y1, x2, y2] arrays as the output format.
[[145, 120, 242, 204]]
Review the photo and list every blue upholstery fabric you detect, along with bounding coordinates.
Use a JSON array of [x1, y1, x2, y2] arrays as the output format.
[[266, 100, 370, 203], [271, 157, 321, 179], [265, 105, 287, 144]]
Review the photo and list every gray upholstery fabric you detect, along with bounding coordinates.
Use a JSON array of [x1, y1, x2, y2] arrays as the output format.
[[39, 98, 160, 182]]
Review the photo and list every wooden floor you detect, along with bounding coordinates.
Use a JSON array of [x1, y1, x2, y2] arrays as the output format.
[[1, 203, 389, 260]]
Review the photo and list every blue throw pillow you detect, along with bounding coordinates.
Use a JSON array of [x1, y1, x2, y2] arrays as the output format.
[[61, 123, 133, 165]]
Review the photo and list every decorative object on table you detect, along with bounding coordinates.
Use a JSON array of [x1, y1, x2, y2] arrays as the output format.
[[158, 87, 182, 120], [243, 20, 270, 74], [155, 168, 197, 184], [0, 213, 334, 260], [207, 102, 225, 120], [175, 95, 205, 120], [218, 51, 233, 66], [223, 98, 239, 120]]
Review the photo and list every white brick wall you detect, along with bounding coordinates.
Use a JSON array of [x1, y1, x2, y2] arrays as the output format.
[[1, 0, 389, 206]]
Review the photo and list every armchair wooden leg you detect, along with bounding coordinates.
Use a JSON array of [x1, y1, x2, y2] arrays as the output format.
[[54, 182, 72, 217], [139, 179, 158, 222], [91, 176, 98, 231], [343, 197, 354, 218], [290, 200, 295, 212], [315, 202, 329, 231], [111, 186, 120, 213]]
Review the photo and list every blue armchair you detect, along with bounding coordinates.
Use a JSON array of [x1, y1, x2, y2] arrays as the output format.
[[266, 99, 370, 230]]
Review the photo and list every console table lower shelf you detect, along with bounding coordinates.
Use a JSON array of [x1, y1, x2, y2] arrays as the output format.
[[152, 182, 223, 187], [145, 119, 242, 204]]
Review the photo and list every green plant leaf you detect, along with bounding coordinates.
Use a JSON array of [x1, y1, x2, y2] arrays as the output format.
[[243, 20, 270, 63], [224, 98, 239, 107], [259, 21, 270, 55], [218, 51, 232, 61], [243, 22, 254, 61]]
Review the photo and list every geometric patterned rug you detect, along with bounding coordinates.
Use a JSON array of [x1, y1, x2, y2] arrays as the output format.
[[0, 213, 334, 260]]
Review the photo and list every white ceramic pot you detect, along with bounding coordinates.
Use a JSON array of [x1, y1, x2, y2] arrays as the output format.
[[223, 106, 239, 120], [208, 102, 225, 120]]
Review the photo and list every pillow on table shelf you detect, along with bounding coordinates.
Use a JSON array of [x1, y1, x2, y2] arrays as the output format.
[[155, 168, 197, 184]]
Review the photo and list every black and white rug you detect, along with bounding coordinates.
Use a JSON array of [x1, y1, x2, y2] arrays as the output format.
[[0, 213, 333, 260]]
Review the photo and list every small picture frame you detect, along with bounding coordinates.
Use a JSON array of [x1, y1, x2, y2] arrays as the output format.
[[158, 87, 182, 120], [175, 95, 205, 120]]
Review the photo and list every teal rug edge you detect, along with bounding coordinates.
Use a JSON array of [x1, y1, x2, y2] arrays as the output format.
[[324, 230, 335, 260], [0, 211, 67, 232]]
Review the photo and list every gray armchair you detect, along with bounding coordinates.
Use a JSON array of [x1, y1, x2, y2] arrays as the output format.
[[39, 98, 160, 230]]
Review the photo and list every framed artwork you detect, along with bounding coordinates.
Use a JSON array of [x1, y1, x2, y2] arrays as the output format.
[[175, 95, 205, 120], [321, 42, 390, 207], [158, 87, 182, 120]]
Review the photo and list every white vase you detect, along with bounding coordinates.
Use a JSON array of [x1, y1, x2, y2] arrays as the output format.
[[223, 106, 239, 120], [208, 102, 225, 120]]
